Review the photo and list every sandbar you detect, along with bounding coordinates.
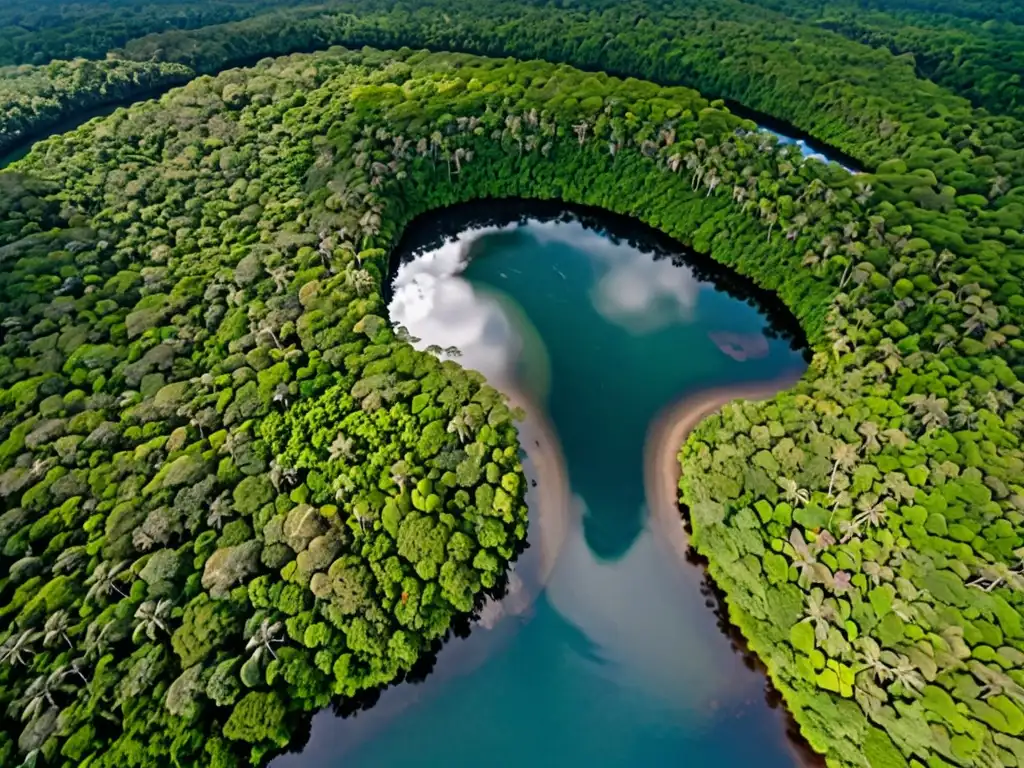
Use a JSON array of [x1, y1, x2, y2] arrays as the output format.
[[644, 370, 806, 561]]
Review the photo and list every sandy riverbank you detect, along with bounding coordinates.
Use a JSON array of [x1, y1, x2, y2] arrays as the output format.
[[644, 370, 806, 561], [502, 386, 574, 586], [472, 383, 574, 631]]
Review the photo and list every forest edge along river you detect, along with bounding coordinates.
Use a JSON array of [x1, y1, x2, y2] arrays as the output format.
[[0, 46, 862, 174], [0, 62, 850, 765], [271, 199, 814, 767]]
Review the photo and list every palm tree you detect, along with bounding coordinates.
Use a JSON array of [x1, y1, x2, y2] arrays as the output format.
[[393, 324, 420, 344], [447, 413, 470, 444], [206, 494, 233, 531], [967, 562, 1024, 593], [332, 473, 355, 504], [83, 620, 117, 661], [831, 335, 851, 360], [85, 560, 130, 602], [246, 619, 284, 665], [827, 442, 859, 498], [989, 175, 1009, 200], [890, 598, 917, 623], [855, 637, 893, 684], [889, 655, 926, 697], [390, 460, 411, 493], [272, 383, 290, 408], [62, 658, 89, 686], [970, 661, 1024, 704], [329, 433, 355, 463], [251, 315, 282, 349], [904, 393, 949, 432], [133, 600, 173, 643], [854, 181, 874, 205], [268, 458, 298, 491], [801, 589, 837, 644], [777, 477, 809, 507], [881, 427, 911, 449], [787, 529, 829, 587], [42, 610, 73, 649], [759, 199, 778, 241], [951, 400, 977, 429], [838, 516, 864, 544], [851, 307, 874, 333], [814, 529, 836, 551], [267, 264, 294, 293], [983, 389, 1015, 416], [875, 338, 902, 374], [862, 560, 893, 587], [0, 629, 40, 667], [983, 329, 1007, 350], [573, 121, 589, 145], [857, 421, 881, 454], [52, 546, 87, 575], [962, 301, 999, 336], [853, 493, 888, 530], [14, 668, 75, 722], [883, 472, 915, 502], [352, 506, 373, 534]]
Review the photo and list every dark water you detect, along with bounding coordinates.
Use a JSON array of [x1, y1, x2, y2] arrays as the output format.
[[272, 202, 811, 768], [0, 102, 128, 169]]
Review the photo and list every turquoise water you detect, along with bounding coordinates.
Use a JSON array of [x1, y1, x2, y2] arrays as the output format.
[[273, 203, 811, 768]]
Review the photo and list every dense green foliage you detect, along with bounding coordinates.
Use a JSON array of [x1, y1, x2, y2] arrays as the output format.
[[0, 48, 537, 768], [745, 0, 1023, 119], [0, 0, 1021, 767], [0, 58, 192, 158], [0, 0, 1019, 181], [0, 0, 332, 66], [4, 0, 1022, 195], [814, 8, 1022, 120]]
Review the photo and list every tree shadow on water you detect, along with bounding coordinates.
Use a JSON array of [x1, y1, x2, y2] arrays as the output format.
[[682, 517, 826, 768]]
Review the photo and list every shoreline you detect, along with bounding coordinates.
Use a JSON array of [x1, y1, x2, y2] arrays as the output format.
[[643, 369, 822, 768], [644, 370, 806, 562], [501, 384, 574, 587]]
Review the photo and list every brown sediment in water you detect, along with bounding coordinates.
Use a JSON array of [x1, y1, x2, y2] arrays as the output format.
[[472, 381, 574, 629], [643, 368, 826, 768], [500, 385, 574, 586]]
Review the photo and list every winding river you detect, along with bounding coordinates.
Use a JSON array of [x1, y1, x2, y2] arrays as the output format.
[[272, 201, 811, 767], [0, 74, 848, 765], [0, 101, 131, 169]]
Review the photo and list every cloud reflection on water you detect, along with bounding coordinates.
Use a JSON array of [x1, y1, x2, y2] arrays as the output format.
[[389, 219, 753, 718], [530, 221, 701, 335], [390, 225, 523, 383]]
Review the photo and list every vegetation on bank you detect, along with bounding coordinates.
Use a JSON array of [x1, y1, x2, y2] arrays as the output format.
[[0, 0, 333, 67], [100, 0, 1024, 189], [0, 48, 539, 768], [2, 0, 1021, 192], [1, 42, 1022, 767], [0, 4, 1019, 768], [0, 58, 193, 159], [744, 0, 1023, 120]]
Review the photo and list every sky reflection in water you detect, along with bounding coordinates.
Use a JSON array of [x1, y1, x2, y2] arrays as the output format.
[[274, 211, 808, 768]]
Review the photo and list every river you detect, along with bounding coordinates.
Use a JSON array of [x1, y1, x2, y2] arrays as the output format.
[[271, 200, 812, 767], [0, 70, 839, 766], [0, 101, 135, 170]]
